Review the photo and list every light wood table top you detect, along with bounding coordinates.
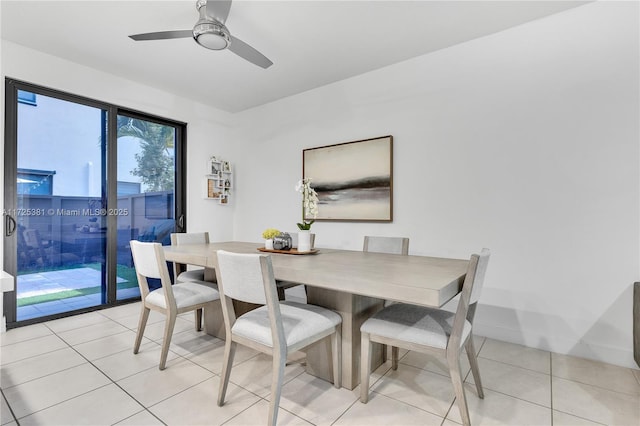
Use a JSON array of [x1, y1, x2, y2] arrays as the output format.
[[163, 241, 468, 308]]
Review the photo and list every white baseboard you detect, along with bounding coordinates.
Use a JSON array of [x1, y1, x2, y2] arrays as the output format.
[[474, 321, 639, 370]]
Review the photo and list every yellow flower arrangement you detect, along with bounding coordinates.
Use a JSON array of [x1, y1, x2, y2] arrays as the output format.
[[262, 228, 280, 240]]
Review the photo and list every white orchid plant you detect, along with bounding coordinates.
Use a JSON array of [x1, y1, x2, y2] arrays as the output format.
[[295, 178, 319, 230]]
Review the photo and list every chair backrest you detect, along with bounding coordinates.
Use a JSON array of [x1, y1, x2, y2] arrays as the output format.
[[170, 232, 210, 278], [170, 232, 210, 246], [450, 248, 490, 348], [130, 240, 175, 304], [215, 250, 285, 350], [363, 236, 409, 255], [469, 248, 490, 304], [286, 232, 316, 249], [215, 250, 274, 305], [23, 228, 44, 249]]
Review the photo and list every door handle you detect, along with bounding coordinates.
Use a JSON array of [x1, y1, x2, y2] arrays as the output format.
[[5, 214, 16, 237]]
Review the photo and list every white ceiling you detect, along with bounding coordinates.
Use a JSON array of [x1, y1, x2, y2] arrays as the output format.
[[1, 1, 587, 113]]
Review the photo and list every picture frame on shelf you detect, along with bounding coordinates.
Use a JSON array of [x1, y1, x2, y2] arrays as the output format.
[[222, 161, 231, 172], [207, 179, 219, 198], [209, 159, 219, 175]]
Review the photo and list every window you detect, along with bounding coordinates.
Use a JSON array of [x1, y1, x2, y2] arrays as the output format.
[[17, 90, 37, 106], [17, 168, 55, 195], [117, 181, 141, 196]]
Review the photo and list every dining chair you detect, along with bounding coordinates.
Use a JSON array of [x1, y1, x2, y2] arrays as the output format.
[[170, 232, 211, 283], [363, 235, 409, 255], [130, 240, 220, 370], [359, 248, 490, 426], [214, 250, 342, 426], [22, 228, 80, 268], [363, 235, 410, 362], [22, 228, 53, 267]]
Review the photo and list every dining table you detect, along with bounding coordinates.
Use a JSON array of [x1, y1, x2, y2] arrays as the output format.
[[163, 241, 469, 389]]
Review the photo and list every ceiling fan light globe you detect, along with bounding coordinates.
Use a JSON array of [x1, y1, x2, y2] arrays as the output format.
[[193, 22, 230, 50]]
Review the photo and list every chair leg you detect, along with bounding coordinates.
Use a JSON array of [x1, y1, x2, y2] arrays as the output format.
[[465, 337, 484, 398], [447, 350, 471, 426], [217, 340, 237, 406], [360, 331, 372, 403], [268, 350, 286, 426], [391, 346, 399, 370], [331, 325, 342, 389], [195, 308, 203, 332], [159, 311, 177, 370], [133, 306, 150, 354]]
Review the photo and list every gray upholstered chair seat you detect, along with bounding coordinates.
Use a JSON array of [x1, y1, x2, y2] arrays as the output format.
[[233, 301, 342, 347], [146, 282, 219, 310], [177, 268, 205, 283], [361, 303, 471, 350]]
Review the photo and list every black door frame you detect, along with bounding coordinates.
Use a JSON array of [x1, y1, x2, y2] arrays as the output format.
[[3, 78, 187, 328]]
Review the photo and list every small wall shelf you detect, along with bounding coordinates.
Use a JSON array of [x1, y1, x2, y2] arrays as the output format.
[[204, 157, 232, 204]]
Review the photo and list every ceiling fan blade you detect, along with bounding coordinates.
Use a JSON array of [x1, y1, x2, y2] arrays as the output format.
[[229, 36, 273, 69], [129, 30, 193, 41], [206, 0, 232, 24]]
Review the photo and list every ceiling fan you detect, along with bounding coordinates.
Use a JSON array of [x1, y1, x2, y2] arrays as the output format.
[[129, 0, 273, 69]]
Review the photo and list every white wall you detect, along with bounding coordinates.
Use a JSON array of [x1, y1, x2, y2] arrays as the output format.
[[232, 2, 639, 368], [0, 40, 238, 244]]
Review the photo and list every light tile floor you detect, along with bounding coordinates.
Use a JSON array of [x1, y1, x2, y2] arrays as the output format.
[[1, 302, 639, 425]]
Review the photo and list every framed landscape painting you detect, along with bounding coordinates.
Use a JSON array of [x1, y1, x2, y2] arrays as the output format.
[[303, 135, 393, 221]]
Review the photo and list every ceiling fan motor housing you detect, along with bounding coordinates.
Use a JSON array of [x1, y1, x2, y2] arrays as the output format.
[[193, 0, 230, 50], [193, 20, 231, 50]]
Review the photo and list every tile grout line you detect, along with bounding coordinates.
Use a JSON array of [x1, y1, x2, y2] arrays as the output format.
[[329, 395, 359, 426], [0, 387, 20, 425], [552, 408, 609, 426], [549, 350, 554, 425], [219, 398, 263, 426], [31, 318, 168, 425], [550, 371, 640, 398], [370, 387, 450, 424], [369, 363, 452, 424]]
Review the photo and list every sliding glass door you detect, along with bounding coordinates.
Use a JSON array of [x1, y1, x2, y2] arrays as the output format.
[[115, 114, 179, 300], [3, 79, 185, 326]]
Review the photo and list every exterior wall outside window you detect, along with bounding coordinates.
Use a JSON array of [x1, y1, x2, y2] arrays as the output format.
[[17, 94, 142, 197]]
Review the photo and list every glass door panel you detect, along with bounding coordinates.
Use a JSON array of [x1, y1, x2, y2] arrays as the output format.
[[15, 91, 106, 321], [116, 115, 176, 300]]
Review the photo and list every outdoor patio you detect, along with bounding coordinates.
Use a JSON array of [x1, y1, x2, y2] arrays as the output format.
[[16, 267, 140, 321]]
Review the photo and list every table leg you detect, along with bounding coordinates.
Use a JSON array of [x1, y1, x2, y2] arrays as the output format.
[[305, 287, 385, 390]]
